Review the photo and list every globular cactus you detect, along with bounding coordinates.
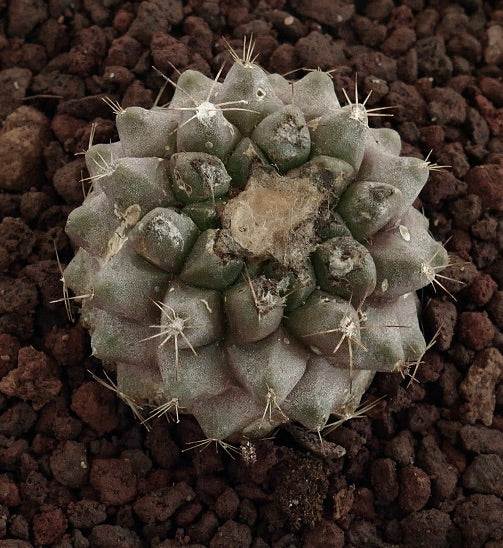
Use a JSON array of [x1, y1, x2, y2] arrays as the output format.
[[63, 40, 448, 446]]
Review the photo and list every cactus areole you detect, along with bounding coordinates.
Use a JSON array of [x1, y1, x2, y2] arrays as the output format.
[[64, 43, 448, 444]]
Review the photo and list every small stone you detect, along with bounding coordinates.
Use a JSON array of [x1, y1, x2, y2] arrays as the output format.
[[32, 508, 68, 546], [67, 499, 107, 529], [90, 459, 137, 505], [459, 348, 503, 426], [417, 434, 458, 501], [0, 106, 50, 191], [215, 487, 240, 521], [457, 311, 495, 350], [370, 458, 399, 504], [460, 424, 503, 456], [7, 0, 48, 38], [454, 494, 503, 547], [401, 509, 451, 548], [399, 465, 431, 512], [463, 454, 503, 496], [133, 482, 195, 524], [209, 520, 252, 548], [89, 524, 141, 548], [464, 273, 498, 306], [70, 382, 118, 435], [50, 441, 88, 488], [484, 25, 503, 65]]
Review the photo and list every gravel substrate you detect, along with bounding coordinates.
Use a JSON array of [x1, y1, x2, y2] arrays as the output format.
[[0, 0, 503, 546]]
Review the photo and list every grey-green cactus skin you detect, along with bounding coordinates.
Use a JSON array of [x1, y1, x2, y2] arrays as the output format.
[[64, 53, 448, 443]]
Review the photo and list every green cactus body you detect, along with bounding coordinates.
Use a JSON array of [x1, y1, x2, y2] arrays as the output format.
[[64, 47, 448, 443]]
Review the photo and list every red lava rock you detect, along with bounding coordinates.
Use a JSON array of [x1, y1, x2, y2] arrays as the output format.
[[294, 31, 346, 71], [0, 106, 49, 191], [106, 35, 143, 69], [400, 509, 451, 548], [0, 67, 32, 120], [21, 260, 63, 311], [347, 519, 382, 547], [90, 458, 137, 505], [7, 0, 47, 38], [0, 217, 35, 262], [70, 381, 118, 435], [399, 465, 431, 512], [484, 24, 503, 64], [465, 163, 503, 213], [0, 347, 61, 410], [476, 95, 503, 137], [419, 124, 445, 152], [384, 429, 415, 465], [128, 1, 172, 46], [186, 510, 219, 545], [457, 311, 495, 350], [175, 500, 203, 527], [122, 80, 153, 110], [50, 113, 87, 151], [454, 494, 503, 548], [89, 524, 141, 548], [386, 81, 427, 123], [381, 26, 416, 56], [370, 458, 399, 505], [428, 87, 467, 126], [67, 499, 107, 528], [150, 32, 190, 72], [133, 481, 195, 524], [460, 424, 503, 456], [466, 106, 490, 145], [488, 291, 503, 330], [353, 16, 387, 47], [44, 326, 86, 367], [303, 519, 344, 548], [0, 474, 21, 506], [459, 348, 503, 426], [480, 77, 503, 107], [215, 487, 240, 520], [408, 403, 440, 433], [350, 487, 376, 520], [183, 16, 214, 62], [0, 280, 37, 339], [69, 25, 107, 77], [263, 10, 308, 41], [269, 43, 299, 75], [422, 169, 466, 205], [50, 440, 88, 488], [440, 255, 478, 297], [19, 191, 54, 225], [463, 454, 503, 496], [0, 402, 36, 437], [423, 298, 457, 351], [0, 334, 21, 378], [102, 65, 135, 90], [417, 35, 453, 84], [113, 9, 135, 33], [291, 0, 354, 26], [209, 519, 252, 548], [32, 508, 67, 546], [436, 141, 470, 178], [144, 419, 180, 469], [471, 216, 498, 240], [464, 273, 498, 306], [417, 434, 458, 501]]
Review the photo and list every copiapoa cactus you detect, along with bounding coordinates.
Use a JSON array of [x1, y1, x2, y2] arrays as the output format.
[[62, 39, 449, 449]]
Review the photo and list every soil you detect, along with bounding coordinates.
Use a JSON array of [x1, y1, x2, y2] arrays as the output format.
[[0, 0, 502, 546]]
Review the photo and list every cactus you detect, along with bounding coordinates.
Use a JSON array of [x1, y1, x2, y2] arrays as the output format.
[[63, 41, 448, 445]]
